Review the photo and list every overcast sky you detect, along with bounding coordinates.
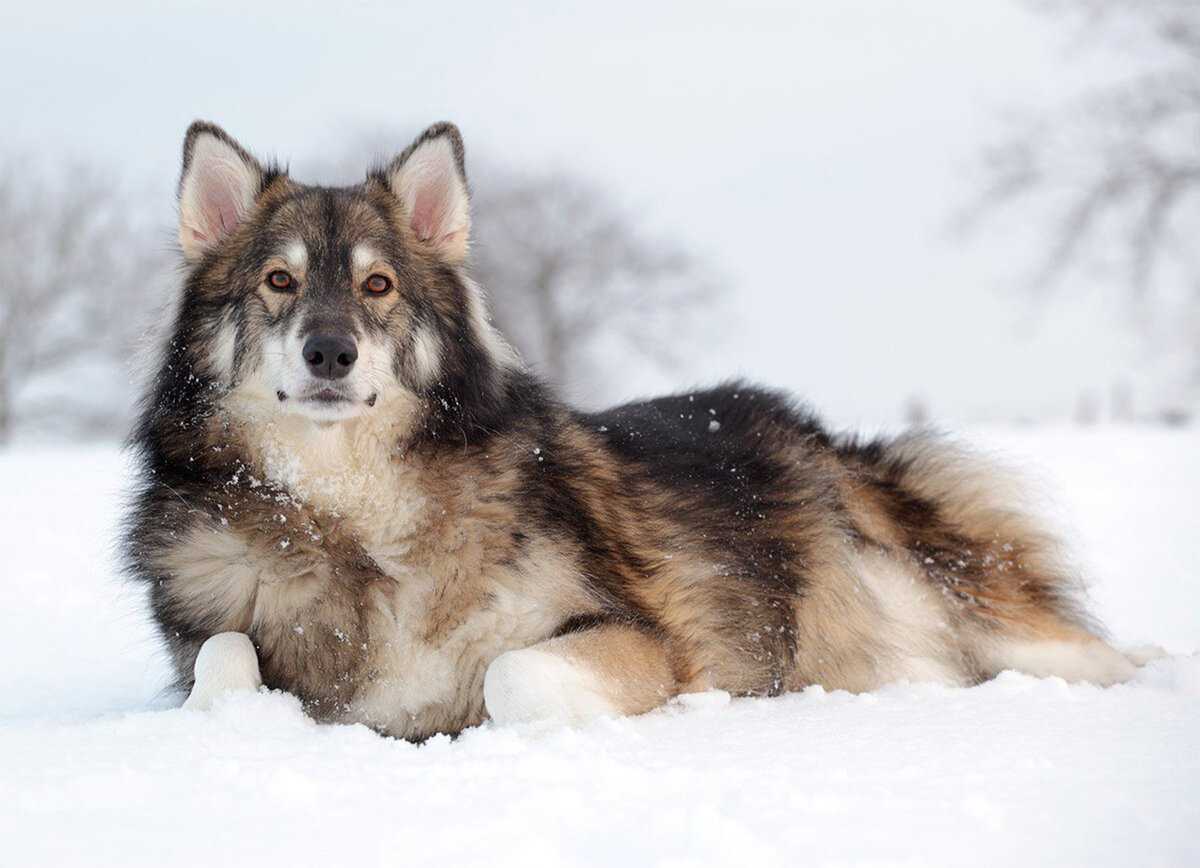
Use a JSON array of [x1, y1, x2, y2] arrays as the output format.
[[0, 0, 1159, 427]]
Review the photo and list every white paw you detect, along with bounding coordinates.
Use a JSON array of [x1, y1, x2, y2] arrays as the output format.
[[1123, 644, 1169, 667], [183, 632, 263, 710], [484, 647, 617, 727]]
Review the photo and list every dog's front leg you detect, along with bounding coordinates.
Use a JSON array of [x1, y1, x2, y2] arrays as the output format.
[[483, 624, 677, 726], [182, 632, 263, 710]]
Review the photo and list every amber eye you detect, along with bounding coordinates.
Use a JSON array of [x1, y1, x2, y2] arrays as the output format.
[[267, 270, 294, 291], [364, 274, 392, 295]]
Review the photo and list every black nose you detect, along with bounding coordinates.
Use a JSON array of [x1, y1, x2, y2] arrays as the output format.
[[302, 335, 358, 380]]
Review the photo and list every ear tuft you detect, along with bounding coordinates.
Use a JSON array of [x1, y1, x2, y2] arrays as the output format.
[[386, 123, 470, 262], [178, 121, 265, 261]]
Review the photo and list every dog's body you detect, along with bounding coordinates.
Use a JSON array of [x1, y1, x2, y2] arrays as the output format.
[[126, 121, 1143, 740]]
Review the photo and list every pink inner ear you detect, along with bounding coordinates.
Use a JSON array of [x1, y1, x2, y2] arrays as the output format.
[[198, 166, 246, 237], [410, 177, 451, 241], [392, 137, 468, 256]]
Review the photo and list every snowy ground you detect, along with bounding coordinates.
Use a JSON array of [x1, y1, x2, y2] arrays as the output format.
[[0, 429, 1197, 867]]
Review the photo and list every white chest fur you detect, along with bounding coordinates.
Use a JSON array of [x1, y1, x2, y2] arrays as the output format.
[[245, 408, 429, 547]]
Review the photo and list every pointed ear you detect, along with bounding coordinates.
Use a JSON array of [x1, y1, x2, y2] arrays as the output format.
[[178, 121, 266, 261], [385, 123, 470, 262]]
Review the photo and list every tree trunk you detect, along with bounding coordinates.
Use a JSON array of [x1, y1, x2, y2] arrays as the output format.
[[0, 316, 11, 445], [0, 379, 10, 447], [532, 268, 571, 384]]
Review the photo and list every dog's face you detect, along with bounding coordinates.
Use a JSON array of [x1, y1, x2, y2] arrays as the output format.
[[175, 121, 503, 428]]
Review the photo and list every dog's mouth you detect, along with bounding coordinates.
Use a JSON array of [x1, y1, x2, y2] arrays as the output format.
[[307, 387, 351, 404], [276, 388, 378, 407]]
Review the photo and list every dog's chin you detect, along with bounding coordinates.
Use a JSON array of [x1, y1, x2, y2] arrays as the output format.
[[275, 386, 378, 424]]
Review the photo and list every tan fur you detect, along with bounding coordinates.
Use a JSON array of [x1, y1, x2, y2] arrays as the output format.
[[157, 502, 594, 736], [535, 625, 677, 716], [145, 122, 1140, 741], [158, 390, 1132, 737]]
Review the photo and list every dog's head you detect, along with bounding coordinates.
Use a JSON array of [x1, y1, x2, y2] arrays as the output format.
[[172, 121, 515, 432]]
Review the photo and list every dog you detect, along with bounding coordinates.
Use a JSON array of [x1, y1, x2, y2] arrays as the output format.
[[124, 120, 1152, 740]]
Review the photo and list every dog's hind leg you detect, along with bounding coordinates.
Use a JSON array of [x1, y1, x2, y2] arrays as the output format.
[[483, 624, 677, 727], [182, 632, 263, 710]]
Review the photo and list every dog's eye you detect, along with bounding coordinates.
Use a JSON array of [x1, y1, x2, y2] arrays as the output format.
[[364, 274, 392, 295], [267, 270, 295, 291]]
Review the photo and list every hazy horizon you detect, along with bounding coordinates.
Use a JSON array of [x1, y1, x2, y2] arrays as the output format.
[[1, 0, 1177, 429]]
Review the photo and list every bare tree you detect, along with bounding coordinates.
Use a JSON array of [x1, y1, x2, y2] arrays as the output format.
[[471, 170, 720, 401], [0, 159, 167, 443], [966, 0, 1200, 387], [902, 395, 931, 428]]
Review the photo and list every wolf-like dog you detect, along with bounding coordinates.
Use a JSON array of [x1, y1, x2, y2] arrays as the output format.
[[125, 121, 1150, 740]]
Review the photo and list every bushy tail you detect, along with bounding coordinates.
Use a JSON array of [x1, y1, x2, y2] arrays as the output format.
[[842, 431, 1099, 638]]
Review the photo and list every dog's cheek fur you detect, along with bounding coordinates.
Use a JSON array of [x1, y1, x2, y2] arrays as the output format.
[[406, 322, 442, 388]]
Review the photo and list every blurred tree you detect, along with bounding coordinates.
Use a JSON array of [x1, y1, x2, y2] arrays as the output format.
[[471, 170, 720, 402], [902, 395, 931, 428], [968, 0, 1200, 393], [0, 161, 166, 443], [1074, 390, 1099, 426]]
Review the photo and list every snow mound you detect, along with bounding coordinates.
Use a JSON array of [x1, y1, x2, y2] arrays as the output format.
[[2, 657, 1197, 867]]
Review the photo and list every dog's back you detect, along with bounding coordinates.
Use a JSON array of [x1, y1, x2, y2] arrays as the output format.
[[557, 384, 1134, 698]]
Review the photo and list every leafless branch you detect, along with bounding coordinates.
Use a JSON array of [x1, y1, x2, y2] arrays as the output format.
[[966, 1, 1200, 312]]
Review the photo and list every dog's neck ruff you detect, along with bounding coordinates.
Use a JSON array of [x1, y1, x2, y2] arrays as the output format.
[[222, 391, 428, 538]]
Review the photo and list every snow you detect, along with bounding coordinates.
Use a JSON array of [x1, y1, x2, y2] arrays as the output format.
[[1, 429, 1197, 867]]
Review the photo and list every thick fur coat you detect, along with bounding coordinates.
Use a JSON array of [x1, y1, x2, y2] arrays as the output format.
[[124, 121, 1146, 740]]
